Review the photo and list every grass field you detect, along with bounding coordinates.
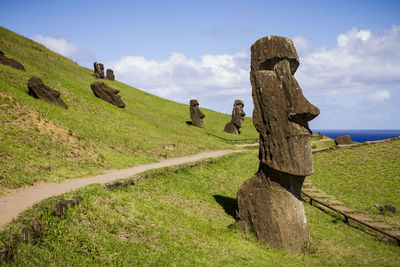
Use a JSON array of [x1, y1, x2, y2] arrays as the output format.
[[0, 27, 258, 193], [2, 26, 399, 266], [1, 151, 399, 266], [309, 139, 400, 225]]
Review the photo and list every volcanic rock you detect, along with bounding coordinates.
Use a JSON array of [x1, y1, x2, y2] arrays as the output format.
[[93, 62, 105, 79], [27, 77, 68, 109], [189, 99, 205, 127], [236, 35, 320, 254], [0, 51, 25, 71], [90, 81, 125, 108], [335, 135, 352, 146], [106, 69, 115, 80], [224, 100, 246, 134]]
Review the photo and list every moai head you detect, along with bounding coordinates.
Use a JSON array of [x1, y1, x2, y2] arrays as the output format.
[[106, 69, 115, 81], [232, 100, 246, 128], [189, 99, 205, 127], [251, 36, 320, 176], [93, 62, 105, 79]]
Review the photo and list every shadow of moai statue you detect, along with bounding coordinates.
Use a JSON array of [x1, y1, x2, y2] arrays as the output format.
[[236, 36, 320, 254], [189, 99, 205, 127], [106, 69, 115, 81], [93, 62, 105, 79], [224, 100, 246, 134]]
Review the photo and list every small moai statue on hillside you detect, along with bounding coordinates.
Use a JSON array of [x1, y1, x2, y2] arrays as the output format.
[[27, 76, 68, 109], [0, 51, 25, 71], [189, 99, 205, 127], [90, 81, 125, 108], [93, 62, 105, 79], [106, 69, 115, 81], [224, 100, 246, 134], [236, 36, 320, 254]]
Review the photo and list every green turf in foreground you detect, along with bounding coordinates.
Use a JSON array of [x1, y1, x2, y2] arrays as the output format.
[[310, 139, 400, 225], [1, 151, 399, 266]]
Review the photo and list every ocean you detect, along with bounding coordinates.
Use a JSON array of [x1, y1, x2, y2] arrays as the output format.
[[312, 129, 400, 143]]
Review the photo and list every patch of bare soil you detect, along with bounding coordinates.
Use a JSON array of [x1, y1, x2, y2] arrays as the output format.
[[0, 91, 100, 162]]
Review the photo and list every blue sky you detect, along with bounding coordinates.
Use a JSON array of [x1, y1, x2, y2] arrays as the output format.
[[1, 0, 399, 129]]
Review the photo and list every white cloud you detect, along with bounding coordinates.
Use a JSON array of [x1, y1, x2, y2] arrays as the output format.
[[337, 28, 371, 47], [108, 52, 251, 114], [32, 35, 94, 62], [105, 26, 399, 129], [294, 26, 400, 129], [367, 90, 391, 102]]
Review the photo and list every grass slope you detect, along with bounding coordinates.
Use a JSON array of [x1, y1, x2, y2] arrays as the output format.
[[0, 27, 257, 193], [1, 151, 399, 266], [310, 139, 400, 225]]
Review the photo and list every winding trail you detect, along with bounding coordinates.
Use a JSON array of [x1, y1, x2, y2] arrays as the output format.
[[0, 149, 240, 230]]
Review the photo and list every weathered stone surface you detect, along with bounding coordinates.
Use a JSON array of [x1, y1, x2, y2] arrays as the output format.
[[224, 100, 246, 134], [90, 81, 125, 108], [0, 51, 25, 71], [335, 135, 352, 146], [27, 77, 68, 109], [237, 36, 320, 254], [237, 166, 309, 253], [384, 204, 396, 214], [93, 62, 105, 79], [189, 99, 205, 127], [106, 69, 115, 81]]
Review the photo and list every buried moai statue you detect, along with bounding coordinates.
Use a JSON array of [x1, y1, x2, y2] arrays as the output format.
[[0, 51, 25, 71], [236, 36, 320, 254], [90, 81, 125, 108], [27, 76, 68, 109], [224, 100, 246, 134], [189, 99, 205, 127], [106, 69, 115, 81], [93, 62, 105, 79]]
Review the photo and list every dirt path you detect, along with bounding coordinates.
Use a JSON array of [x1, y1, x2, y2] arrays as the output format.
[[0, 150, 240, 230]]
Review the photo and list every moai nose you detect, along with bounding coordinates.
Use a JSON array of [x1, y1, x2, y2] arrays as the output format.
[[288, 96, 320, 125]]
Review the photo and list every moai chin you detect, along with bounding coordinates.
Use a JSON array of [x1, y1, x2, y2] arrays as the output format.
[[224, 100, 246, 134], [106, 69, 115, 81], [93, 62, 105, 79], [189, 99, 205, 127], [236, 36, 320, 254]]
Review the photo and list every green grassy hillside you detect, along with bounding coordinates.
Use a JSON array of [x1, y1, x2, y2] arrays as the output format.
[[309, 139, 400, 225], [1, 151, 398, 266], [0, 27, 257, 193]]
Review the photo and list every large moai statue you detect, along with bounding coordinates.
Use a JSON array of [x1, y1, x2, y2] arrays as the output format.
[[236, 36, 320, 254], [106, 69, 115, 81], [93, 62, 105, 79], [224, 100, 246, 134], [189, 99, 205, 127]]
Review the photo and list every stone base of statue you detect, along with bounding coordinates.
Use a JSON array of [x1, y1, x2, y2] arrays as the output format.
[[236, 165, 309, 254], [224, 122, 239, 134]]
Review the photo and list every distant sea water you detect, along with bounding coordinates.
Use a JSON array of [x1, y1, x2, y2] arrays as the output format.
[[312, 129, 400, 143]]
